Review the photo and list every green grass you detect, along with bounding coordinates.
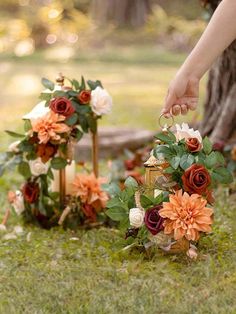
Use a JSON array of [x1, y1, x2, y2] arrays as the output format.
[[0, 48, 235, 313], [0, 188, 235, 313]]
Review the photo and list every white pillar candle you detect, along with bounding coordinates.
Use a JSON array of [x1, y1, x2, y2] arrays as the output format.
[[51, 161, 76, 195]]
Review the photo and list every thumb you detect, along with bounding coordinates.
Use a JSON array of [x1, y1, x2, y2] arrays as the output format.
[[161, 89, 176, 114]]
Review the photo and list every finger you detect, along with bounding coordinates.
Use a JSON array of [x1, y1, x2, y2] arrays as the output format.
[[181, 104, 188, 115], [188, 101, 197, 111], [171, 104, 181, 116], [162, 89, 176, 114]]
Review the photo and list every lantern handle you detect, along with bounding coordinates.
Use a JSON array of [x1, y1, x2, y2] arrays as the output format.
[[158, 113, 174, 129]]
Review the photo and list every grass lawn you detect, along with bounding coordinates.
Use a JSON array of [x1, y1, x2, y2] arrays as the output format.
[[0, 47, 235, 313]]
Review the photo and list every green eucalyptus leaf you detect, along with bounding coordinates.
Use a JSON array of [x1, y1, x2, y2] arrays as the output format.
[[65, 113, 78, 126], [155, 130, 176, 144], [180, 154, 195, 170], [53, 90, 67, 97], [24, 120, 32, 132], [164, 166, 175, 174], [106, 207, 128, 221], [18, 162, 31, 179], [67, 90, 78, 97], [41, 77, 55, 91], [102, 182, 121, 198], [205, 152, 218, 169], [74, 128, 83, 141], [124, 176, 138, 189], [51, 157, 67, 170], [170, 156, 181, 169], [80, 76, 86, 90], [203, 137, 212, 155], [72, 79, 80, 90], [87, 116, 97, 133], [153, 145, 174, 159], [140, 194, 154, 208], [87, 80, 103, 90], [5, 130, 25, 138], [39, 92, 52, 102], [212, 167, 233, 184]]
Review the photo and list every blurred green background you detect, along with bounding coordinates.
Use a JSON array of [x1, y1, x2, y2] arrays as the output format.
[[0, 0, 208, 149]]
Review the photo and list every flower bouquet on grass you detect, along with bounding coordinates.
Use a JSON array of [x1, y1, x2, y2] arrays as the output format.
[[105, 123, 233, 258], [1, 74, 111, 229]]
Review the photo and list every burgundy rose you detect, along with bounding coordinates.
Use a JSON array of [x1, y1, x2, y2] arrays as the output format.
[[186, 137, 202, 153], [22, 182, 40, 204], [49, 97, 75, 117], [213, 140, 225, 152], [144, 205, 164, 235], [181, 164, 211, 195], [78, 90, 91, 105]]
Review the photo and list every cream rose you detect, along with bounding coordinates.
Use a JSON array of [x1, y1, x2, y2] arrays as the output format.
[[29, 158, 50, 176], [129, 207, 144, 228], [8, 140, 21, 153], [175, 123, 202, 143], [91, 86, 112, 116], [12, 191, 25, 216]]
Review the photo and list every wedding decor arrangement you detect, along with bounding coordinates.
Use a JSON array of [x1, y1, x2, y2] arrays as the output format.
[[106, 120, 233, 258], [1, 73, 112, 229]]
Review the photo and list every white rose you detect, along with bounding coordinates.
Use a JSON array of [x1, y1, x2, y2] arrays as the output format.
[[91, 86, 112, 116], [8, 140, 21, 153], [175, 123, 202, 143], [29, 158, 50, 176], [12, 191, 25, 216], [129, 207, 144, 228]]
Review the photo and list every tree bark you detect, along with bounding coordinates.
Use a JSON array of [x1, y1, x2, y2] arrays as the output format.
[[199, 1, 236, 145], [90, 0, 152, 28]]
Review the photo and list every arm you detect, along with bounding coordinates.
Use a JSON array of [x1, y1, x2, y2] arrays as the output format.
[[162, 0, 236, 117]]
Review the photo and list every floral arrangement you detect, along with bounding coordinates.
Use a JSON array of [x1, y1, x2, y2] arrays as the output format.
[[106, 123, 233, 257], [1, 75, 112, 228]]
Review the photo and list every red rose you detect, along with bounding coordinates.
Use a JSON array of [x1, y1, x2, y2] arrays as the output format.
[[182, 164, 211, 195], [124, 159, 136, 171], [186, 137, 202, 153], [78, 90, 91, 105], [144, 205, 164, 235], [36, 143, 58, 163], [22, 182, 40, 204], [49, 97, 75, 117]]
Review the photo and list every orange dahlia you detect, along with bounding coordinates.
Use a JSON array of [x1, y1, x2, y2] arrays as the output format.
[[159, 190, 213, 241], [72, 173, 108, 211], [31, 111, 71, 144]]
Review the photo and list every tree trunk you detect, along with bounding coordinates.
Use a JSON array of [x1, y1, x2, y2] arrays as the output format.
[[90, 0, 152, 28], [199, 1, 236, 145]]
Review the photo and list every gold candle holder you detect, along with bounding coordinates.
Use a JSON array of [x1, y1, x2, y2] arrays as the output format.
[[56, 73, 66, 206], [92, 130, 99, 177]]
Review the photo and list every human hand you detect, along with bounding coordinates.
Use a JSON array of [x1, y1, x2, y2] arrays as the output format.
[[161, 74, 199, 117]]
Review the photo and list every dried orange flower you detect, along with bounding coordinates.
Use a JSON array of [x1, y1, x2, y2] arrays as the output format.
[[72, 173, 108, 211], [159, 190, 213, 241], [231, 145, 236, 161], [31, 111, 71, 144]]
